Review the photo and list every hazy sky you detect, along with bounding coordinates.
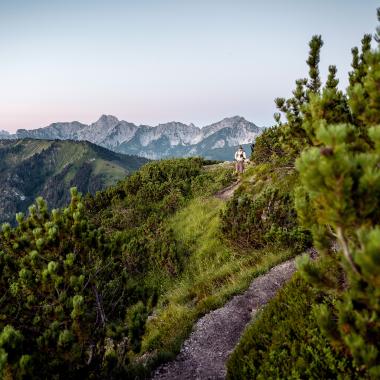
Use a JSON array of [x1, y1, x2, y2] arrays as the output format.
[[0, 0, 378, 131]]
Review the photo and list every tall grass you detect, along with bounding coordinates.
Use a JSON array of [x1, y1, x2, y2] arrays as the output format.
[[137, 196, 296, 370]]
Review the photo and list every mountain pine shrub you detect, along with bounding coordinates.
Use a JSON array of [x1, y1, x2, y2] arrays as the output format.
[[296, 125, 380, 377], [227, 270, 358, 379], [228, 9, 380, 379], [294, 10, 380, 378], [0, 188, 135, 378]]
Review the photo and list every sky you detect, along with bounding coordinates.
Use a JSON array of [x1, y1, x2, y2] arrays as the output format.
[[0, 0, 378, 132]]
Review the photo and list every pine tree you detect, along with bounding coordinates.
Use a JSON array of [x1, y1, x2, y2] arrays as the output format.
[[275, 35, 352, 154], [273, 36, 325, 155], [347, 34, 378, 127], [306, 35, 324, 95], [375, 8, 380, 44], [325, 65, 339, 89], [296, 124, 380, 377], [294, 10, 380, 376], [302, 65, 351, 140]]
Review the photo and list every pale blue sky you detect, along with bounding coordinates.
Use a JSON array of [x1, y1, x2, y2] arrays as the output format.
[[0, 0, 378, 131]]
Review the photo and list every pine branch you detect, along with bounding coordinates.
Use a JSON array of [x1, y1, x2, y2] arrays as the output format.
[[336, 227, 360, 275]]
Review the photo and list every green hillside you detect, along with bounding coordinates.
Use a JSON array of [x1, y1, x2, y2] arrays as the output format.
[[0, 139, 147, 224], [0, 157, 304, 379]]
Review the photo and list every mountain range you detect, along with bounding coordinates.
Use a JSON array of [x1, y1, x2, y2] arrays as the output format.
[[0, 139, 147, 224], [0, 115, 261, 160]]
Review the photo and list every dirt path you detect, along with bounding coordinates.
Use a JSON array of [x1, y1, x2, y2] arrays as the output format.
[[214, 180, 240, 200], [151, 259, 296, 380]]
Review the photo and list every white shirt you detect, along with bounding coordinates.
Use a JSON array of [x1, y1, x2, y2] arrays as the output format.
[[234, 149, 246, 162]]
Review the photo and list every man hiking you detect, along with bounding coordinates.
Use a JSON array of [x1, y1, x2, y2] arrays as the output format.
[[234, 145, 246, 174]]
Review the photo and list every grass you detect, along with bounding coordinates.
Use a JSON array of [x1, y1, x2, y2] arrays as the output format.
[[226, 270, 358, 379], [136, 195, 297, 370], [237, 161, 298, 201], [2, 139, 52, 165], [92, 158, 129, 185]]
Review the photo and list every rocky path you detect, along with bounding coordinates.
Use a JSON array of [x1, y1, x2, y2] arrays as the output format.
[[214, 180, 241, 201], [151, 259, 297, 380]]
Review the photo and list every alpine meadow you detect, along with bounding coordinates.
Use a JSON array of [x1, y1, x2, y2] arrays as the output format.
[[0, 4, 380, 380]]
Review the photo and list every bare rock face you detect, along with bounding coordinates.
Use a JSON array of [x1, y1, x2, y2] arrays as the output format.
[[0, 130, 11, 139], [3, 115, 261, 160]]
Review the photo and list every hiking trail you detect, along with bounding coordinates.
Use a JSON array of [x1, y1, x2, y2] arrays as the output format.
[[150, 180, 297, 380], [214, 180, 241, 200], [151, 259, 296, 380]]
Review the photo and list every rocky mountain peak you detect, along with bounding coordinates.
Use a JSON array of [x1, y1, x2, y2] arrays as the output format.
[[217, 116, 251, 127], [92, 115, 120, 128]]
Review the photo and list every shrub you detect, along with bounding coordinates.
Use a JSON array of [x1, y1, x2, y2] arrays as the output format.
[[227, 269, 358, 380], [0, 189, 131, 378], [220, 165, 310, 252]]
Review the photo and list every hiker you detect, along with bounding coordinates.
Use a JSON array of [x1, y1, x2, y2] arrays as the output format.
[[234, 145, 246, 174]]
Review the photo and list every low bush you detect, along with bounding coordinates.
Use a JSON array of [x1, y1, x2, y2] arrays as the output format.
[[0, 190, 131, 379], [220, 162, 310, 252], [227, 259, 359, 380]]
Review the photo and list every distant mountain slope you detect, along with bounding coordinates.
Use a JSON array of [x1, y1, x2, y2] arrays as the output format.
[[4, 115, 261, 160], [0, 130, 11, 139], [0, 139, 148, 224]]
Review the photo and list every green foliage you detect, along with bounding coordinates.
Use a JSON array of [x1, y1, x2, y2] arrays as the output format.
[[0, 158, 237, 378], [230, 10, 380, 379], [293, 11, 380, 377], [140, 197, 296, 374], [221, 161, 310, 253], [227, 272, 358, 380], [273, 35, 326, 156], [0, 139, 147, 225], [348, 48, 380, 127], [296, 124, 380, 374], [306, 35, 324, 94], [126, 302, 148, 353], [87, 158, 233, 276], [274, 35, 353, 156], [0, 189, 132, 378], [250, 126, 286, 164]]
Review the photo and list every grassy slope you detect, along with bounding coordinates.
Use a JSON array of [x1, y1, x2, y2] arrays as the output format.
[[135, 167, 298, 372]]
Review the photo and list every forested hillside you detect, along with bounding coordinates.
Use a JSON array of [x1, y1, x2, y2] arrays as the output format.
[[0, 139, 147, 224], [227, 9, 380, 380]]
